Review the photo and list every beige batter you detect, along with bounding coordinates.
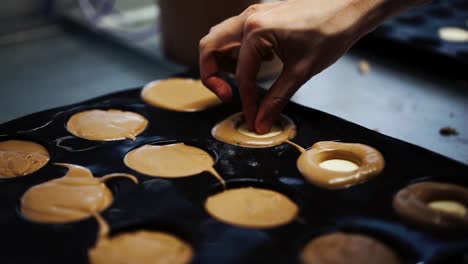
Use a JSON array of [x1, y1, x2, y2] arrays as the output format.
[[141, 78, 222, 112], [205, 187, 298, 228], [21, 163, 138, 223], [297, 141, 385, 189], [89, 214, 193, 264], [301, 232, 401, 264], [124, 143, 224, 185], [0, 140, 50, 178], [211, 112, 297, 148], [67, 109, 148, 141]]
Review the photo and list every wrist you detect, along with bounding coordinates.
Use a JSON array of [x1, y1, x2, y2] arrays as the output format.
[[351, 0, 429, 36]]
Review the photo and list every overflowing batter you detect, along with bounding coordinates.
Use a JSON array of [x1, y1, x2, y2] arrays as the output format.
[[300, 232, 401, 264], [205, 187, 298, 228], [67, 109, 148, 141], [21, 163, 137, 223], [141, 78, 222, 112], [297, 141, 385, 189], [0, 140, 50, 178], [89, 215, 193, 264], [212, 112, 296, 148], [124, 142, 224, 185]]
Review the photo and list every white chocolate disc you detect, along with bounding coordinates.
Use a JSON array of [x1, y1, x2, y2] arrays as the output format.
[[438, 27, 468, 42], [428, 200, 467, 217], [237, 123, 282, 138], [319, 159, 359, 172]]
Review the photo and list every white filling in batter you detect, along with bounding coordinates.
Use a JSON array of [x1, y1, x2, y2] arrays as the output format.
[[319, 159, 359, 172]]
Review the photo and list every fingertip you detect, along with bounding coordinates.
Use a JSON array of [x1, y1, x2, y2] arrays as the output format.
[[204, 76, 233, 102], [254, 118, 273, 135], [254, 104, 279, 134]]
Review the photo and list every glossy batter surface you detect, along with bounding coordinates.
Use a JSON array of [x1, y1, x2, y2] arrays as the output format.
[[0, 140, 49, 178], [141, 78, 221, 112], [21, 163, 137, 223], [301, 232, 401, 264], [124, 143, 224, 184], [212, 112, 296, 148], [89, 230, 193, 264], [297, 141, 384, 189], [205, 187, 298, 228], [67, 109, 148, 141]]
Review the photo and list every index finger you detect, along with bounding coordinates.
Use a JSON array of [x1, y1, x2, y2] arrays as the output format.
[[199, 17, 244, 102]]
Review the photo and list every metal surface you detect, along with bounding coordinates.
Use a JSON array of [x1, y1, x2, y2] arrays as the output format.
[[0, 22, 467, 165]]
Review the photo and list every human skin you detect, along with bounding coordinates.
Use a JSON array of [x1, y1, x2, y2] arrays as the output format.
[[199, 0, 428, 134]]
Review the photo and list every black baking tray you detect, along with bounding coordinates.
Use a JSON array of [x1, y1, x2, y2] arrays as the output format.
[[371, 0, 468, 64], [1, 72, 468, 264]]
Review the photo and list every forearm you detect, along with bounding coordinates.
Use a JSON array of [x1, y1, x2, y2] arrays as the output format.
[[351, 0, 430, 35]]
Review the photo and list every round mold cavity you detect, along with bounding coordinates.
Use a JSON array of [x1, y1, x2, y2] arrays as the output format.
[[0, 135, 55, 181], [123, 138, 220, 178], [88, 218, 196, 264], [392, 181, 468, 235], [203, 178, 302, 229], [102, 219, 195, 248], [297, 142, 385, 190], [294, 224, 420, 264], [62, 104, 150, 142], [211, 112, 297, 149], [15, 164, 126, 225]]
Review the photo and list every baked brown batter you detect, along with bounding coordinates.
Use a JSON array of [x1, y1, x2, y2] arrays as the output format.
[[393, 182, 468, 233], [211, 112, 296, 148], [0, 140, 49, 178], [205, 187, 298, 228], [67, 109, 148, 141], [124, 143, 224, 185], [21, 163, 138, 223], [89, 214, 193, 264], [141, 78, 221, 112], [297, 141, 384, 189], [300, 232, 401, 264]]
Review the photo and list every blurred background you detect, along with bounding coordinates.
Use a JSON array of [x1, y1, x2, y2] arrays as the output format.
[[0, 0, 467, 163]]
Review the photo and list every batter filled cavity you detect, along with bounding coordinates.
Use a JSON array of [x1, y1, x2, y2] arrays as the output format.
[[141, 78, 222, 112], [211, 112, 296, 148], [89, 215, 193, 264], [297, 141, 384, 189], [67, 109, 148, 141], [20, 163, 137, 223], [204, 187, 298, 228], [300, 232, 401, 264], [393, 182, 468, 233], [124, 142, 224, 185], [0, 140, 50, 178]]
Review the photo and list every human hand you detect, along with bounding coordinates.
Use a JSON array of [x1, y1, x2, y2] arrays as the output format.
[[200, 0, 427, 133]]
